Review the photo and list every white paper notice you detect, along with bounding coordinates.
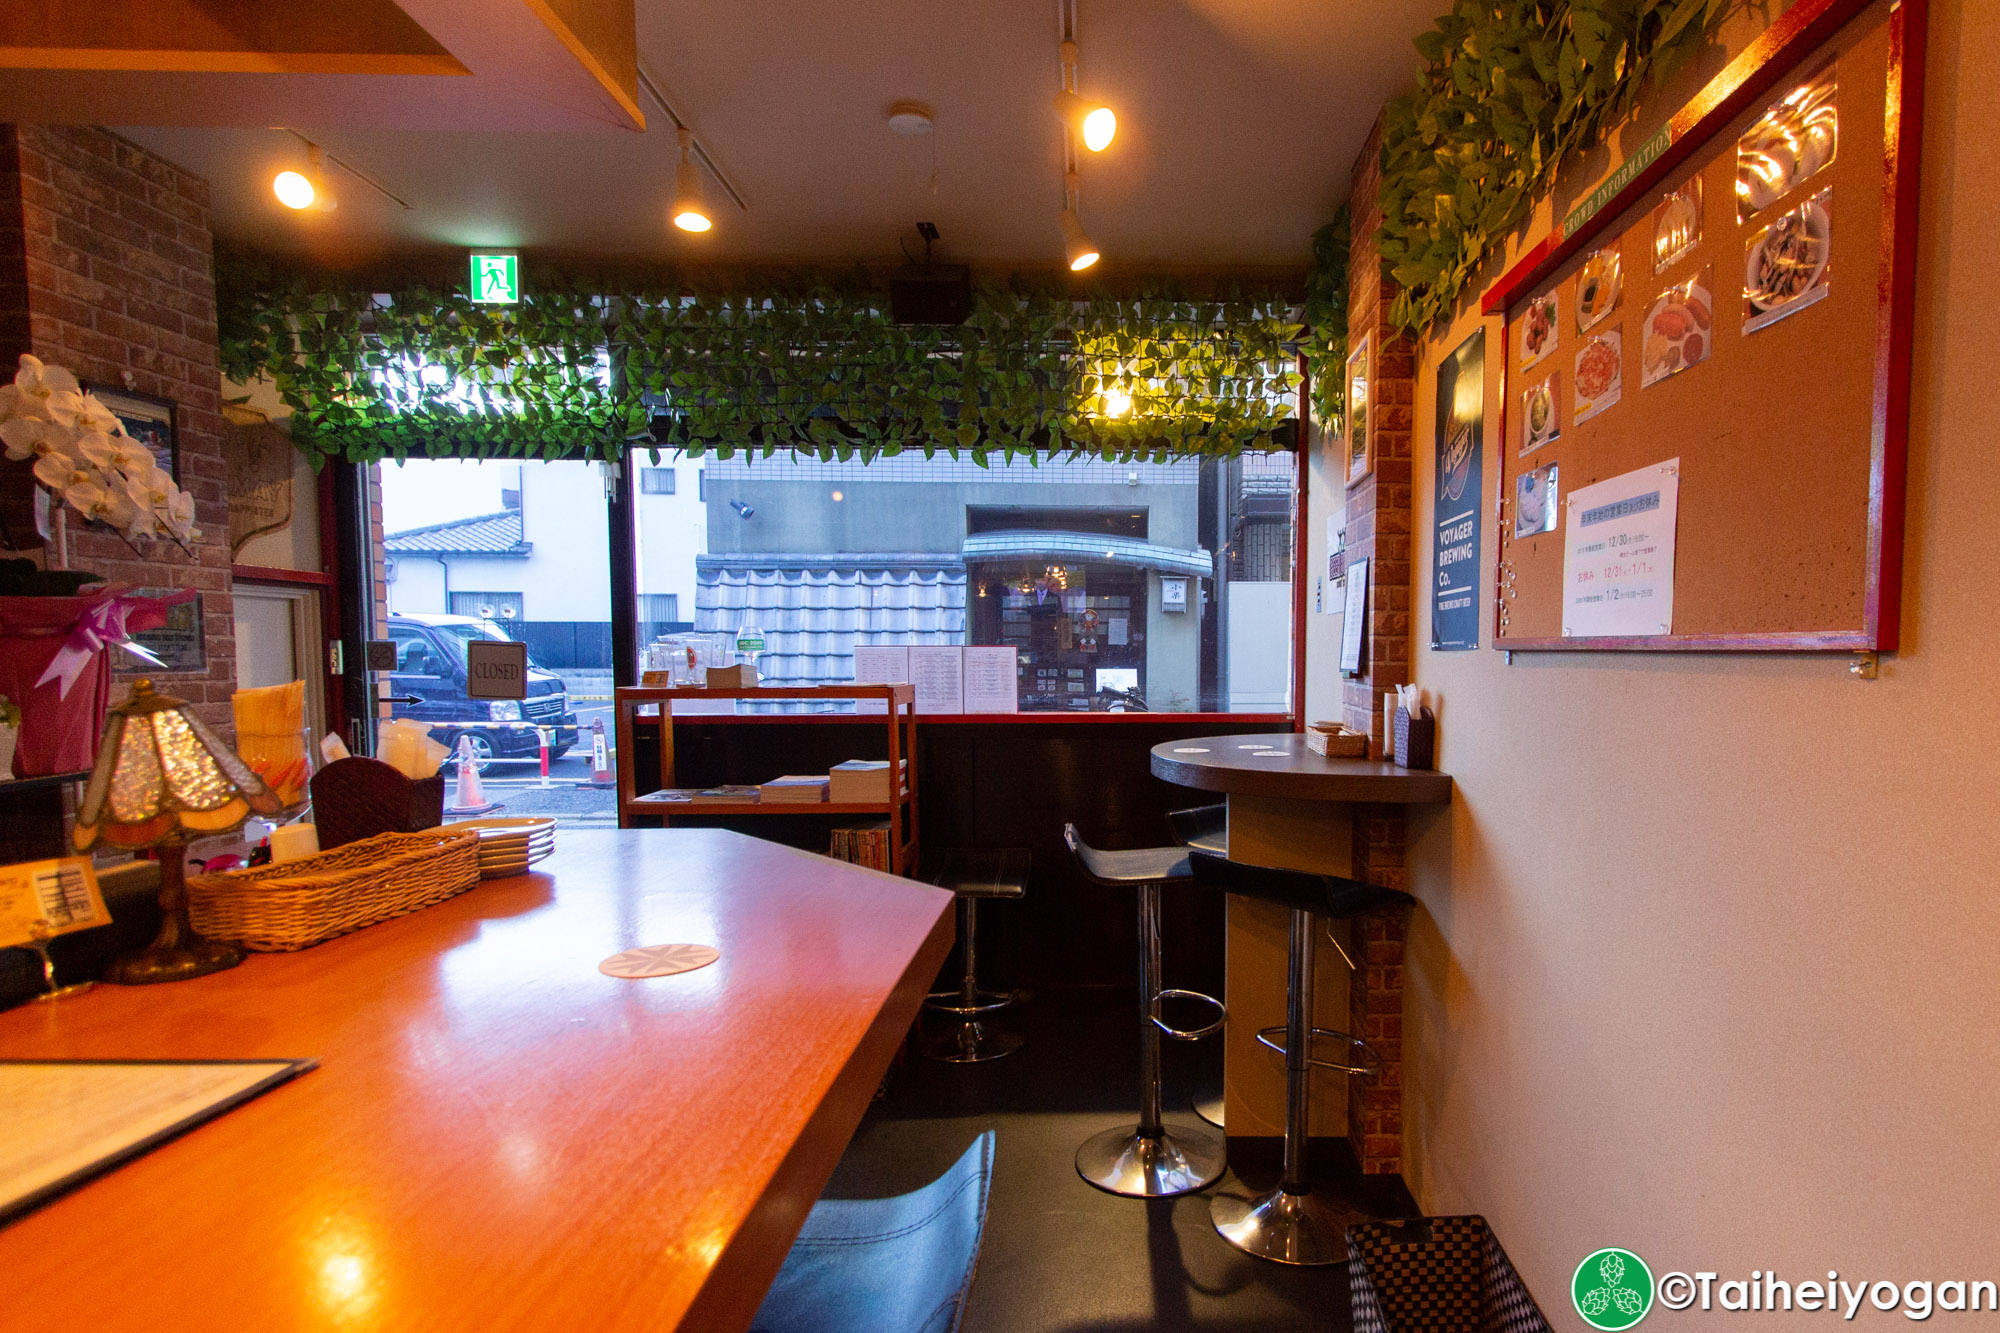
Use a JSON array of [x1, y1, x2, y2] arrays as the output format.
[[1339, 557, 1368, 674], [908, 646, 965, 714], [852, 645, 910, 713], [962, 646, 1019, 714], [1561, 459, 1680, 639]]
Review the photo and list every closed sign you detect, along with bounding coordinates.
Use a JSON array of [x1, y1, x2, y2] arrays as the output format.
[[465, 639, 528, 700]]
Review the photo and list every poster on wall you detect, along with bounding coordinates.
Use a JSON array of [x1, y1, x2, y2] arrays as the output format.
[[1560, 460, 1681, 639], [1430, 329, 1484, 651], [222, 411, 296, 557]]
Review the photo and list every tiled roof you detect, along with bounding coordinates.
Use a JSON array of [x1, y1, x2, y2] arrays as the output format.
[[384, 510, 531, 556], [694, 558, 966, 695]]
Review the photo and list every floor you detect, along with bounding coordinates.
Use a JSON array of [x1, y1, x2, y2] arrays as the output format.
[[821, 988, 1414, 1333]]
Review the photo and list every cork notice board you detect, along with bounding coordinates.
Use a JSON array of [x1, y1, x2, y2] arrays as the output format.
[[1483, 0, 1922, 651]]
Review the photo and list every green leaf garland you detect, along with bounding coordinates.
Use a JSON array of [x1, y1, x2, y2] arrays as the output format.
[[218, 257, 1305, 466]]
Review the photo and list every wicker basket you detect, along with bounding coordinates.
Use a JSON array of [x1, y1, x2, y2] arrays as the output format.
[[188, 827, 481, 952]]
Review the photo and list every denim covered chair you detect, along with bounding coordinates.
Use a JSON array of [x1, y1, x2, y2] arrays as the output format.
[[751, 1131, 996, 1333]]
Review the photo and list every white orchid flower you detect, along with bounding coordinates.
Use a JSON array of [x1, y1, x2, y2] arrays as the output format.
[[167, 488, 196, 531], [64, 478, 138, 528], [0, 416, 68, 461], [76, 429, 120, 470], [75, 393, 122, 436], [33, 454, 95, 494], [124, 462, 173, 509], [13, 355, 83, 425]]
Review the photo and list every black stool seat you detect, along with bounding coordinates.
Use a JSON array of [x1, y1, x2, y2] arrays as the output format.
[[928, 847, 1030, 899], [1188, 849, 1413, 920], [919, 847, 1030, 1064], [1167, 803, 1228, 855], [1063, 828, 1190, 887]]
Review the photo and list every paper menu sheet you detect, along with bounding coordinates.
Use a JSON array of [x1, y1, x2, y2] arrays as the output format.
[[0, 858, 110, 951], [908, 646, 964, 714], [0, 1060, 314, 1224], [852, 645, 910, 713], [1561, 459, 1680, 639], [962, 647, 1019, 714]]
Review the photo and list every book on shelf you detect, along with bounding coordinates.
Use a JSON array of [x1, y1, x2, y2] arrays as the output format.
[[635, 788, 696, 803], [759, 775, 830, 804], [828, 821, 893, 872], [827, 759, 904, 804], [697, 785, 762, 803]]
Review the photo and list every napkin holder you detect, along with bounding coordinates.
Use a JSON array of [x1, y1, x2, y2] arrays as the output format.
[[309, 756, 446, 851], [1393, 707, 1435, 771]]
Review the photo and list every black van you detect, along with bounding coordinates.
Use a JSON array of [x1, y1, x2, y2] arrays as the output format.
[[385, 613, 579, 768]]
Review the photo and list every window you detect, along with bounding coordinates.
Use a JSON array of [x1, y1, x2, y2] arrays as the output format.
[[448, 591, 525, 622], [633, 449, 1296, 714], [640, 466, 676, 495]]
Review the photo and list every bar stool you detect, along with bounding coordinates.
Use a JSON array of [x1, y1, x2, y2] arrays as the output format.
[[1166, 803, 1228, 855], [1062, 824, 1227, 1197], [1166, 804, 1228, 1128], [920, 848, 1031, 1063], [1186, 848, 1414, 1266]]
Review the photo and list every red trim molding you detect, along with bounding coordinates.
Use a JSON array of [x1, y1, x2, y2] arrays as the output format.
[[233, 563, 334, 587]]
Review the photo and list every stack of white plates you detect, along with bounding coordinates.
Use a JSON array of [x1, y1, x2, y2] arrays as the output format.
[[451, 817, 557, 879]]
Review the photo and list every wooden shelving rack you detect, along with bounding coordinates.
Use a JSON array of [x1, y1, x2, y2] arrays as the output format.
[[613, 684, 919, 874]]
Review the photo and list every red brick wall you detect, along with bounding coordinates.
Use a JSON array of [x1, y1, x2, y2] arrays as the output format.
[[1343, 115, 1417, 1177], [0, 125, 234, 732]]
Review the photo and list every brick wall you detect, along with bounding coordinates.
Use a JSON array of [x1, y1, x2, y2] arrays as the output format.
[[0, 125, 234, 731], [1343, 115, 1418, 1177]]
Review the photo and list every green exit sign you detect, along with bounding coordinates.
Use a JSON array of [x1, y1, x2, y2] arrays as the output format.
[[468, 252, 519, 304]]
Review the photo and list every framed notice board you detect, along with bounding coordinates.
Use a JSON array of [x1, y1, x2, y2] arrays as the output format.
[[1482, 0, 1923, 651]]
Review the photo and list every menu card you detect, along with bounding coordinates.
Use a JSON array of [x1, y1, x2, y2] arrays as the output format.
[[908, 646, 964, 714], [851, 645, 910, 713], [962, 647, 1019, 714], [0, 858, 110, 951]]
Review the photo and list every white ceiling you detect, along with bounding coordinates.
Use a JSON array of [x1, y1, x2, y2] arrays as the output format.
[[115, 0, 1441, 273]]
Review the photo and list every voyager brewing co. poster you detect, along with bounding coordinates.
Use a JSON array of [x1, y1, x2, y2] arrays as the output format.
[[1431, 329, 1484, 651]]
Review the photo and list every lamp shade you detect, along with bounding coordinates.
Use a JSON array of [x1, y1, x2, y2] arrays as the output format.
[[1059, 208, 1100, 271], [74, 679, 280, 852]]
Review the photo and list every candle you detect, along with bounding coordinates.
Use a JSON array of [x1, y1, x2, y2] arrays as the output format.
[[269, 823, 319, 864]]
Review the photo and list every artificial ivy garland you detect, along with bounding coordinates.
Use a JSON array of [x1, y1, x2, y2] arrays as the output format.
[[218, 260, 1305, 467], [1351, 0, 1732, 338]]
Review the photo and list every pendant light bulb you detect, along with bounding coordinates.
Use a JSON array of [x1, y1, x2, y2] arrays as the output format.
[[672, 127, 712, 234], [1059, 206, 1099, 272], [1052, 91, 1117, 152]]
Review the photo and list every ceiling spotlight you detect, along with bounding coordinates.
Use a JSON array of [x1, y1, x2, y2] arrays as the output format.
[[1053, 36, 1116, 152], [1053, 90, 1116, 153], [1060, 208, 1100, 272], [887, 100, 935, 136], [273, 144, 336, 212], [672, 127, 712, 233]]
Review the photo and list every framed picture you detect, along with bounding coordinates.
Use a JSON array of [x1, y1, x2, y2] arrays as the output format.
[[85, 385, 177, 481], [1345, 334, 1372, 486]]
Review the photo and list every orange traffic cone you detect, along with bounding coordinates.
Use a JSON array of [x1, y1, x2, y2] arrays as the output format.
[[580, 718, 616, 789], [446, 734, 493, 814]]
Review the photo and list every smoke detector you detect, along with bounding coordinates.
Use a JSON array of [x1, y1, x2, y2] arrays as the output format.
[[887, 101, 934, 135]]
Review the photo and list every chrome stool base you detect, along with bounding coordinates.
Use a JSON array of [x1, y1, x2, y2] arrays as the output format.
[[918, 1016, 1025, 1063], [1075, 1122, 1226, 1198], [1211, 1185, 1355, 1266]]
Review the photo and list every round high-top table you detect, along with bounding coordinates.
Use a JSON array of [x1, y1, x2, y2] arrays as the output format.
[[1150, 733, 1452, 1149]]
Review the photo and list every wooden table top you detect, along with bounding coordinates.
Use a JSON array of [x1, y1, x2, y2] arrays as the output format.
[[1150, 732, 1454, 803], [0, 829, 955, 1333]]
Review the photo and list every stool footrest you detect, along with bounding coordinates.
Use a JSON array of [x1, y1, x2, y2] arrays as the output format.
[[1150, 987, 1226, 1041], [925, 989, 1016, 1016], [1254, 1025, 1381, 1076]]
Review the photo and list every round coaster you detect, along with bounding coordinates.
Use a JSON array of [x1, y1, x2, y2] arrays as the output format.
[[599, 943, 721, 979]]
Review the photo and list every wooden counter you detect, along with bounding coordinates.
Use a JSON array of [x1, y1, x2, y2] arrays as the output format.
[[1150, 734, 1452, 1152], [1149, 733, 1454, 803], [0, 829, 955, 1333]]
